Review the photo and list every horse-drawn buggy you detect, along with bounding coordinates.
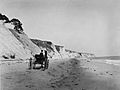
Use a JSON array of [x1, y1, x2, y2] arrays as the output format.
[[29, 50, 49, 70]]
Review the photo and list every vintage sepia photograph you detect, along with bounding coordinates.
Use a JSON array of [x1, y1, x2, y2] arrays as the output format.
[[0, 0, 120, 90]]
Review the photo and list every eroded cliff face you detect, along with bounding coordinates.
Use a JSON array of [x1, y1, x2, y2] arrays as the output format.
[[31, 39, 75, 59], [31, 39, 95, 59], [31, 39, 62, 59], [0, 22, 94, 60], [0, 23, 40, 60]]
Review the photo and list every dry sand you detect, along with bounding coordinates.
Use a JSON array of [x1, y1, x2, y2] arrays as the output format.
[[0, 58, 120, 90]]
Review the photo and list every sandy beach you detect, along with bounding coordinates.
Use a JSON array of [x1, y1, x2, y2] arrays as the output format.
[[0, 58, 120, 90]]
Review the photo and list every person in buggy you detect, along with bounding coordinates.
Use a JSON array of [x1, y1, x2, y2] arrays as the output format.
[[10, 18, 23, 33], [33, 50, 49, 70]]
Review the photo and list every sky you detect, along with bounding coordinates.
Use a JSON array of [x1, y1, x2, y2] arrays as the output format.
[[0, 0, 120, 56]]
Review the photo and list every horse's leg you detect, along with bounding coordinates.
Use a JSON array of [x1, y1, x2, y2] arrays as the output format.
[[42, 61, 46, 71], [46, 60, 49, 69], [41, 59, 44, 68], [44, 59, 47, 69], [29, 58, 32, 69], [33, 62, 36, 69], [41, 61, 44, 68]]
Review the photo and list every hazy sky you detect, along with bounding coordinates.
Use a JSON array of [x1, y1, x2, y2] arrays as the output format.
[[0, 0, 120, 56]]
